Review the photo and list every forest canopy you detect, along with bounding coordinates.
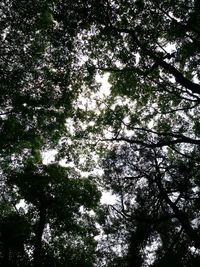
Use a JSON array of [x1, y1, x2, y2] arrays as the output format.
[[1, 0, 200, 266]]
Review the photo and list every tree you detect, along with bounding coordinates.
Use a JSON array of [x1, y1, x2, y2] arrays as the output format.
[[0, 162, 101, 266], [69, 0, 200, 265], [0, 1, 101, 266], [1, 0, 200, 266]]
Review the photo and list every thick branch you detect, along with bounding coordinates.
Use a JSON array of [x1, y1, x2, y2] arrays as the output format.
[[101, 135, 200, 148], [154, 156, 200, 248], [110, 26, 200, 96]]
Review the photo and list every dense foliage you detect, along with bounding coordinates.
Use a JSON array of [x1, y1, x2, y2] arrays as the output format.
[[1, 0, 200, 266], [0, 1, 101, 266]]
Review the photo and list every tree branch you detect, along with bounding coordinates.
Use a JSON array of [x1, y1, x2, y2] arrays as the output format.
[[108, 26, 200, 96], [153, 153, 200, 248], [100, 135, 200, 148]]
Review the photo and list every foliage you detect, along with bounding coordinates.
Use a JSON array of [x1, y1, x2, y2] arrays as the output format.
[[70, 0, 200, 265], [1, 0, 200, 266], [0, 0, 101, 266], [0, 162, 101, 266]]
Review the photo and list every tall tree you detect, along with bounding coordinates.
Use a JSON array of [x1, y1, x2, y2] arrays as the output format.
[[0, 162, 101, 266], [69, 0, 200, 265], [0, 1, 101, 266]]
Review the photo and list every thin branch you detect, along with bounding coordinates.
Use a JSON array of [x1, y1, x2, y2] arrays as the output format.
[[152, 102, 199, 115]]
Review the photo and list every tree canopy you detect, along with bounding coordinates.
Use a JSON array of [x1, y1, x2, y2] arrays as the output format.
[[1, 0, 200, 266]]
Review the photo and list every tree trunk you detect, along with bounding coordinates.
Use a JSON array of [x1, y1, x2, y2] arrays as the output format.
[[33, 199, 47, 267]]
